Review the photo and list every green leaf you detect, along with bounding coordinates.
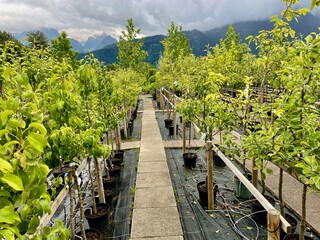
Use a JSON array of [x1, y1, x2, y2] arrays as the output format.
[[28, 122, 47, 136], [295, 163, 308, 169], [8, 118, 26, 129], [20, 205, 30, 221], [304, 156, 317, 167], [0, 174, 24, 191], [3, 68, 13, 81], [0, 206, 21, 224], [26, 132, 47, 154], [0, 129, 9, 138], [27, 216, 40, 234], [40, 199, 51, 214], [0, 229, 15, 240], [315, 176, 320, 190], [0, 110, 14, 126], [0, 158, 13, 173], [0, 190, 11, 197], [266, 168, 273, 175]]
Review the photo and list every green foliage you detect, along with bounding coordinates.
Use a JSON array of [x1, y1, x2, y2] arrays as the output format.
[[26, 31, 49, 49], [157, 22, 192, 90], [0, 33, 142, 237], [51, 31, 78, 68], [0, 31, 19, 45], [0, 68, 55, 238], [117, 18, 147, 71]]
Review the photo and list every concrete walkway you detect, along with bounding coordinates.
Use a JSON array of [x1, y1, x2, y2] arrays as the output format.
[[130, 97, 183, 240]]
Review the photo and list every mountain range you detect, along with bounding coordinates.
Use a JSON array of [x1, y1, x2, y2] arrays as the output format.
[[78, 13, 320, 65], [12, 27, 117, 52], [11, 13, 320, 66]]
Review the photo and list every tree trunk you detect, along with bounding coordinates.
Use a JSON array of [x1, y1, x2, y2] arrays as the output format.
[[67, 171, 75, 239], [206, 141, 214, 210], [123, 117, 128, 139], [72, 169, 86, 240], [279, 168, 285, 216], [88, 157, 97, 214], [173, 97, 177, 139], [94, 157, 106, 204], [115, 125, 121, 151], [182, 120, 186, 154], [300, 184, 307, 240]]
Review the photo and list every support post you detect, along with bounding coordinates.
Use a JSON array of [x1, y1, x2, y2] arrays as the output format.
[[206, 141, 214, 210], [166, 92, 170, 120], [115, 125, 121, 151], [93, 157, 106, 204], [182, 120, 186, 154], [173, 97, 177, 139], [252, 159, 258, 188], [268, 209, 280, 240], [193, 123, 197, 139], [160, 90, 164, 112], [123, 117, 128, 139]]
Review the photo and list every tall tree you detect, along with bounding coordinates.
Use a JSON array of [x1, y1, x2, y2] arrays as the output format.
[[26, 31, 49, 49], [117, 18, 147, 70], [157, 22, 192, 90], [160, 22, 191, 63], [51, 31, 78, 67], [0, 31, 19, 45]]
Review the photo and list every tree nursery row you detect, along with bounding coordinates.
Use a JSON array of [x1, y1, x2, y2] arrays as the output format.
[[0, 0, 320, 240]]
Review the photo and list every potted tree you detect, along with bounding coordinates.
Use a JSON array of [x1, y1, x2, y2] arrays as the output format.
[[176, 99, 198, 168]]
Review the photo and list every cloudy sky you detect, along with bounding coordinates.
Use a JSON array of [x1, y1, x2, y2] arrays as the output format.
[[0, 0, 318, 42]]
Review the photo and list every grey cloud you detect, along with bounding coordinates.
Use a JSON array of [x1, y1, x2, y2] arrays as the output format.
[[0, 0, 317, 41]]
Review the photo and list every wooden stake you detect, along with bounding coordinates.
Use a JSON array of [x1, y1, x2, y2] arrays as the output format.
[[160, 90, 164, 112], [94, 157, 105, 204], [123, 117, 128, 139], [166, 92, 170, 120], [182, 120, 186, 154], [173, 97, 177, 139], [268, 209, 280, 240], [252, 159, 258, 188], [115, 125, 121, 151], [206, 141, 214, 210]]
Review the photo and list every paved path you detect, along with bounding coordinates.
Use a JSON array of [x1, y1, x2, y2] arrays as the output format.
[[130, 97, 183, 240]]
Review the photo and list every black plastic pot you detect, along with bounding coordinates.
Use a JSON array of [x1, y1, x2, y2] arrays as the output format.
[[197, 181, 219, 208], [164, 119, 173, 128], [169, 124, 178, 136], [128, 121, 133, 136], [250, 195, 276, 225], [110, 157, 122, 166], [114, 150, 124, 160], [103, 174, 118, 192], [132, 109, 137, 119], [95, 188, 114, 208], [283, 234, 313, 240], [213, 152, 226, 167], [75, 228, 101, 240], [50, 163, 78, 180], [234, 174, 252, 200], [109, 164, 121, 179], [85, 203, 111, 232], [182, 153, 197, 168], [280, 213, 298, 240]]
